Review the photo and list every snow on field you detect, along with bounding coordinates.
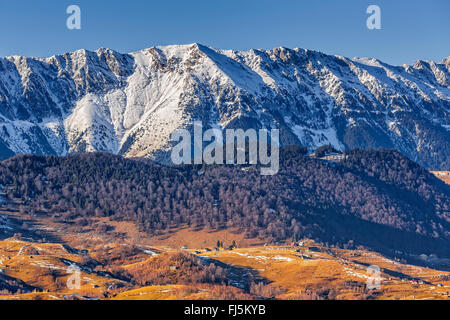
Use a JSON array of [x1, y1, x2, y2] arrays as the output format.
[[343, 267, 373, 280], [143, 250, 158, 255], [232, 251, 293, 263]]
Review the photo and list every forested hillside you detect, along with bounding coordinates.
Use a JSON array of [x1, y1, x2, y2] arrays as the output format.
[[1, 148, 449, 256]]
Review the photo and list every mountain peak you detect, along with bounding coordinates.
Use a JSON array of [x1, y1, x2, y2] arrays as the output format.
[[0, 44, 449, 169]]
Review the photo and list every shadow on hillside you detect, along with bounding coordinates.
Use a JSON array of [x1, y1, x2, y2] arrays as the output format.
[[315, 211, 450, 271], [351, 261, 433, 285], [0, 207, 62, 244], [0, 272, 39, 294], [195, 254, 269, 293]]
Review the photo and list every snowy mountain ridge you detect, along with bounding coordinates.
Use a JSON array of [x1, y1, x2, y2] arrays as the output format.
[[0, 44, 449, 169]]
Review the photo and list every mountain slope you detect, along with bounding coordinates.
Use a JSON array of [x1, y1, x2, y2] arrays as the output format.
[[0, 44, 449, 169]]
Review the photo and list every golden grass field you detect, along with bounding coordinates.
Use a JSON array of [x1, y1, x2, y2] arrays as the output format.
[[193, 245, 450, 300], [1, 234, 449, 300]]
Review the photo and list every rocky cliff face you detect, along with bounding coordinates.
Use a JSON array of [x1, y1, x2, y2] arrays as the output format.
[[0, 44, 449, 169]]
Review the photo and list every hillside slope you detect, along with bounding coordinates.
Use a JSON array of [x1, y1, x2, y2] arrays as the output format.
[[0, 149, 449, 257]]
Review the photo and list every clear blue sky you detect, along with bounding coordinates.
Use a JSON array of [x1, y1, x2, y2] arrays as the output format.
[[0, 0, 448, 65]]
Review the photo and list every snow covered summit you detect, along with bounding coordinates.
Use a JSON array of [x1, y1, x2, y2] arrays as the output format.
[[0, 44, 449, 169]]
